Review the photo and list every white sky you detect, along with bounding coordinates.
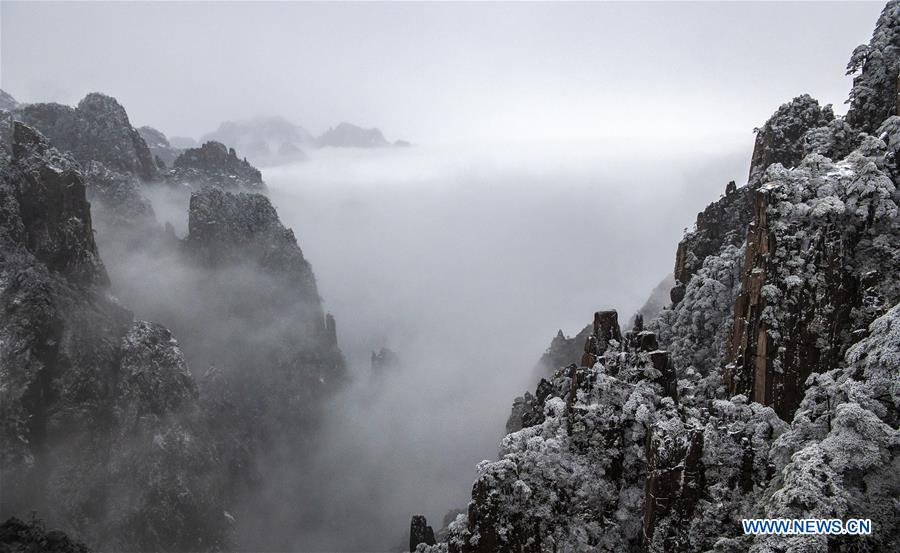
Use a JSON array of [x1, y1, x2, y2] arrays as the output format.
[[0, 1, 885, 145]]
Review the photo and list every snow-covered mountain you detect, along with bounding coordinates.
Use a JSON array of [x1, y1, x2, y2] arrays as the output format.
[[0, 92, 345, 551], [410, 3, 900, 552]]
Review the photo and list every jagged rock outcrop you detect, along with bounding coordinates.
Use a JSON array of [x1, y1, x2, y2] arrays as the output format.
[[15, 93, 158, 180], [748, 95, 837, 186], [169, 141, 264, 190], [0, 122, 227, 551], [5, 94, 165, 253], [317, 122, 391, 148], [186, 186, 314, 281], [179, 184, 342, 370], [5, 90, 347, 552], [137, 125, 183, 168], [29, 92, 349, 548], [673, 95, 860, 306], [123, 186, 345, 548], [444, 310, 790, 553], [579, 310, 623, 366], [671, 180, 753, 303], [3, 122, 107, 285], [725, 136, 900, 419], [174, 185, 343, 386], [429, 5, 900, 552], [410, 515, 437, 552], [846, 1, 900, 134]]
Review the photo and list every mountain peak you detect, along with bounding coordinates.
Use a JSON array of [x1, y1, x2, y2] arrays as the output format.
[[317, 121, 390, 148]]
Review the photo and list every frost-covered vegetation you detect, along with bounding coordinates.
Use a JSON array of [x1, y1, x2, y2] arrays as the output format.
[[424, 3, 900, 552]]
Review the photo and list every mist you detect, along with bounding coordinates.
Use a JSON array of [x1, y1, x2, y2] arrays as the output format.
[[85, 137, 749, 551], [247, 139, 748, 550], [3, 1, 886, 550]]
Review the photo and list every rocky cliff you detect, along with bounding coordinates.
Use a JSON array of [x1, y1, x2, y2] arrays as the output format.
[[2, 91, 345, 552], [169, 184, 343, 394], [846, 2, 900, 133], [0, 122, 227, 551], [724, 135, 899, 419], [169, 141, 265, 190], [417, 3, 900, 552], [15, 93, 158, 180]]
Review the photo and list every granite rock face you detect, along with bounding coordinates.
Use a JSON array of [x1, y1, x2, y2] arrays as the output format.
[[15, 93, 158, 180], [3, 88, 347, 553], [431, 4, 900, 552], [672, 95, 856, 302], [671, 180, 753, 303], [725, 141, 899, 419], [846, 1, 900, 134], [170, 141, 264, 190], [177, 186, 343, 384], [410, 515, 437, 552], [10, 89, 349, 549], [3, 94, 166, 255], [0, 122, 227, 552], [3, 122, 107, 285], [748, 95, 837, 186]]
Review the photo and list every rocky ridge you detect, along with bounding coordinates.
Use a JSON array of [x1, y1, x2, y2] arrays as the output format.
[[14, 93, 158, 180], [414, 3, 900, 552], [170, 141, 265, 191], [1, 93, 345, 551], [0, 122, 228, 551]]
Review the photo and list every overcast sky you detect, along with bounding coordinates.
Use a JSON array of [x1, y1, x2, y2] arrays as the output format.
[[1, 1, 885, 144]]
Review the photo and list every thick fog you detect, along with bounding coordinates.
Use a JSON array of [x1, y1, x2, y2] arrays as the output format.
[[95, 139, 750, 551], [251, 140, 749, 550], [2, 1, 887, 550]]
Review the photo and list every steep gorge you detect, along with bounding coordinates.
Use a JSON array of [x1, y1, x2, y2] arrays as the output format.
[[1, 89, 346, 551], [412, 3, 900, 552]]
